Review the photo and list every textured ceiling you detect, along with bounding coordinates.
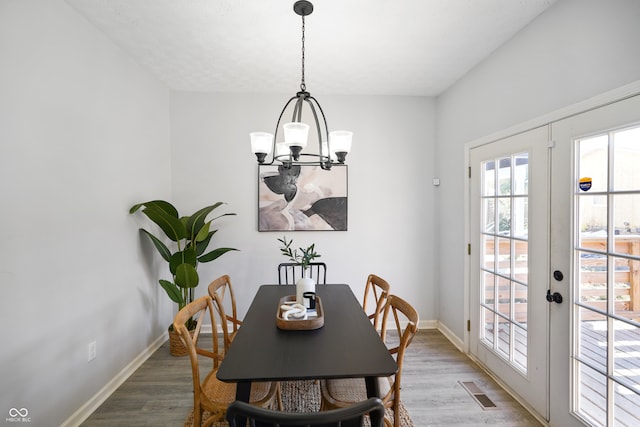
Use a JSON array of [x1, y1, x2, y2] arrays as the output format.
[[65, 0, 557, 96]]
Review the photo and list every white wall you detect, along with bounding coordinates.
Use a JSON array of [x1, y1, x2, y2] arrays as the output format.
[[0, 1, 171, 425], [435, 0, 640, 339], [169, 92, 438, 321]]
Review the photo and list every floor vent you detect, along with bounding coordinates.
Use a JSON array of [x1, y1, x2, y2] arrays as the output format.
[[459, 381, 498, 410]]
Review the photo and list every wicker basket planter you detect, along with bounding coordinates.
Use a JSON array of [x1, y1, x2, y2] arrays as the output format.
[[169, 326, 195, 357]]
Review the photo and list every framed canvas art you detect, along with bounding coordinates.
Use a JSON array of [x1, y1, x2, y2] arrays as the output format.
[[258, 165, 347, 231]]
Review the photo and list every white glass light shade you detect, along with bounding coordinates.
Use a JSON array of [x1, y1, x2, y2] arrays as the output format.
[[250, 132, 274, 154], [329, 130, 353, 153], [283, 122, 309, 149], [275, 142, 289, 158]]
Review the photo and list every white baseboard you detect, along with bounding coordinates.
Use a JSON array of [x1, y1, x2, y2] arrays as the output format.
[[436, 321, 465, 351], [60, 332, 168, 427], [419, 319, 438, 330]]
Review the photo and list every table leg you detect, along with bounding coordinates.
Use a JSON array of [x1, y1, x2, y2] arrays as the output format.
[[365, 376, 382, 426], [234, 381, 251, 426], [235, 380, 251, 402]]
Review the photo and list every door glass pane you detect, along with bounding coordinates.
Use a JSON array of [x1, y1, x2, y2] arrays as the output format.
[[613, 381, 640, 426], [612, 256, 633, 316], [613, 127, 640, 191], [497, 276, 511, 318], [498, 157, 511, 195], [483, 198, 495, 232], [578, 134, 608, 193], [613, 319, 640, 391], [578, 194, 608, 248], [482, 307, 495, 346], [577, 307, 607, 373], [497, 317, 511, 358], [578, 251, 608, 311], [496, 237, 511, 275], [514, 241, 528, 285], [512, 196, 528, 239], [483, 271, 495, 309], [574, 125, 640, 426], [513, 153, 529, 196], [484, 160, 496, 196], [514, 282, 528, 324], [482, 234, 495, 271], [577, 362, 607, 427], [497, 198, 511, 235], [514, 325, 527, 371], [613, 193, 640, 255]]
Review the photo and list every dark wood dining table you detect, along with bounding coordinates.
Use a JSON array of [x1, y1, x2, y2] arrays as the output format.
[[216, 284, 397, 422]]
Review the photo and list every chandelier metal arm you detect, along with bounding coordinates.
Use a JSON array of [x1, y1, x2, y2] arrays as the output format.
[[304, 96, 331, 169]]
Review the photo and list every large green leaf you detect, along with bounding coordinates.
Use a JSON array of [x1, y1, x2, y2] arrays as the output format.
[[198, 247, 238, 263], [185, 203, 224, 241], [139, 229, 171, 262], [130, 200, 178, 217], [159, 279, 184, 304], [169, 248, 197, 275], [142, 205, 187, 242], [195, 221, 211, 243], [175, 263, 199, 288], [195, 230, 217, 256]]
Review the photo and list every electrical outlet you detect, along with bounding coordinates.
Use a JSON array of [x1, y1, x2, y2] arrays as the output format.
[[88, 341, 97, 362]]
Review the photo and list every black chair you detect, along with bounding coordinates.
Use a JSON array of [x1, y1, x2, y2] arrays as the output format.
[[278, 262, 327, 285], [226, 397, 385, 427]]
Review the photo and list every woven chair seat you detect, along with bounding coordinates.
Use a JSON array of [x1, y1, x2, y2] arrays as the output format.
[[322, 377, 392, 404], [201, 370, 277, 424]]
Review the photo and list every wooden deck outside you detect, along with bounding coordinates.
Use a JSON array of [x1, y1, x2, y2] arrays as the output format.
[[576, 319, 640, 427]]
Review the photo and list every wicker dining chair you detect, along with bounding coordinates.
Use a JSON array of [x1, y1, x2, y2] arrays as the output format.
[[320, 295, 419, 427], [173, 295, 281, 427], [227, 397, 385, 427], [278, 262, 327, 285], [208, 274, 242, 351], [363, 274, 391, 331]]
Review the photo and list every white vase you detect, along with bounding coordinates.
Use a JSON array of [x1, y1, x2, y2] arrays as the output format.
[[296, 272, 316, 307]]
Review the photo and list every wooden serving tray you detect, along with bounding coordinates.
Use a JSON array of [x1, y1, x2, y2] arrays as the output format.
[[276, 295, 324, 330]]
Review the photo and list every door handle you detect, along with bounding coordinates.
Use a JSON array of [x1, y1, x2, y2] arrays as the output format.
[[546, 289, 563, 304]]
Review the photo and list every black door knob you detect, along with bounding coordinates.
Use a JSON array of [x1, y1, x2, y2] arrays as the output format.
[[553, 270, 564, 281], [546, 289, 563, 304]]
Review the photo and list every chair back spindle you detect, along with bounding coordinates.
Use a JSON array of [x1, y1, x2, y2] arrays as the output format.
[[278, 262, 327, 285]]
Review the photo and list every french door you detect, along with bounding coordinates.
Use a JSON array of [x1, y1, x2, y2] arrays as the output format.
[[550, 95, 640, 427], [469, 126, 550, 419], [469, 94, 640, 427]]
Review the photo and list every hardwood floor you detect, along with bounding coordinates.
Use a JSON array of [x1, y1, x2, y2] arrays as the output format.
[[81, 330, 543, 426]]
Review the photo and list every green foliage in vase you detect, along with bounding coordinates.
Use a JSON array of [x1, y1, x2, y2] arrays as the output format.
[[278, 236, 321, 271]]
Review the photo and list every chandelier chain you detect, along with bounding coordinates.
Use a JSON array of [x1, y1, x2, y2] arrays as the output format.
[[300, 15, 306, 92]]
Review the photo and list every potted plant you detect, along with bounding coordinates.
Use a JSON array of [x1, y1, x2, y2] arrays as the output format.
[[278, 236, 320, 306], [130, 200, 238, 356]]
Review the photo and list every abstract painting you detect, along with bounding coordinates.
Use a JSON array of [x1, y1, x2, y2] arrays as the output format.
[[258, 165, 347, 231]]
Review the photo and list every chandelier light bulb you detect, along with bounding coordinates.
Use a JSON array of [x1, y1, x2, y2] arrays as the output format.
[[250, 132, 274, 163], [329, 130, 353, 163]]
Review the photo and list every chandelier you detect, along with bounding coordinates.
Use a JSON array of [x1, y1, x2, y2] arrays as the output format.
[[250, 0, 352, 170]]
